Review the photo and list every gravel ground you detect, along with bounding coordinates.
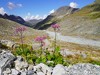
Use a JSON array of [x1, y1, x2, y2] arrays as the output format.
[[46, 31, 100, 47]]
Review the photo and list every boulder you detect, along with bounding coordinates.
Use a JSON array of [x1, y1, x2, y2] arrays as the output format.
[[0, 50, 15, 75], [52, 64, 67, 75], [1, 50, 100, 75], [34, 63, 52, 75], [0, 40, 17, 48], [3, 68, 11, 74], [66, 63, 100, 75], [14, 57, 29, 71]]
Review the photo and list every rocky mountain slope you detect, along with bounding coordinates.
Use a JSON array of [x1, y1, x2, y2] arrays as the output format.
[[34, 6, 79, 29], [0, 18, 46, 43], [27, 19, 43, 27], [95, 0, 100, 4], [0, 13, 33, 27], [34, 1, 100, 40]]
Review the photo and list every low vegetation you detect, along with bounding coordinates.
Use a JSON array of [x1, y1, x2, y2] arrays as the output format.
[[88, 12, 100, 19], [10, 24, 100, 67], [13, 44, 68, 66]]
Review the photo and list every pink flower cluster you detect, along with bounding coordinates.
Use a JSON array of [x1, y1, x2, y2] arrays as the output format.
[[34, 35, 46, 42], [51, 24, 60, 29], [15, 26, 26, 33]]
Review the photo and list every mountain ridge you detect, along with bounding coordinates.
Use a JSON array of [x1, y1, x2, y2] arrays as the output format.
[[34, 1, 100, 40], [34, 6, 79, 29], [26, 19, 43, 27], [0, 13, 34, 27]]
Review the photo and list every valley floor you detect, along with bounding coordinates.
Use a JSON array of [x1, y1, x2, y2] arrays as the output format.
[[46, 31, 100, 47]]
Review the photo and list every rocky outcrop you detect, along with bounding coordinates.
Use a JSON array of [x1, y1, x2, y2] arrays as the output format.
[[0, 40, 18, 49], [0, 50, 100, 75], [0, 50, 15, 75], [66, 63, 100, 75]]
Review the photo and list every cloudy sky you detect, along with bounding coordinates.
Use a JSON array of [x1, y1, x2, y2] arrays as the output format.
[[0, 0, 94, 20]]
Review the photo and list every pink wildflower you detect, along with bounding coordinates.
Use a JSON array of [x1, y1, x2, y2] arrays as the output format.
[[15, 26, 27, 45], [15, 26, 26, 33], [51, 24, 60, 29], [34, 35, 47, 51], [51, 24, 60, 49], [34, 36, 46, 42]]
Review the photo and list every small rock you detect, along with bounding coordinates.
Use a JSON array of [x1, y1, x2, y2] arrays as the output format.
[[37, 72, 45, 75], [17, 56, 24, 61], [35, 63, 52, 75], [14, 59, 28, 71], [21, 72, 27, 75], [52, 64, 67, 75], [3, 68, 11, 75], [32, 43, 41, 50], [11, 69, 19, 75], [5, 68, 11, 74], [28, 65, 34, 71], [81, 52, 87, 58], [27, 70, 34, 75]]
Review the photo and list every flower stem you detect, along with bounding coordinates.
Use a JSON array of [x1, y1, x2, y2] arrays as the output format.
[[54, 29, 57, 51]]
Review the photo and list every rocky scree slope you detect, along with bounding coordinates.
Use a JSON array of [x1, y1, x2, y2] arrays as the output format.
[[34, 1, 100, 40]]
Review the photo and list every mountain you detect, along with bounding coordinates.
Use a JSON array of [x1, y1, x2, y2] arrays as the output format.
[[0, 18, 46, 43], [95, 0, 100, 4], [0, 14, 32, 27], [26, 19, 43, 27], [34, 1, 100, 40], [34, 6, 79, 29], [51, 6, 78, 16]]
